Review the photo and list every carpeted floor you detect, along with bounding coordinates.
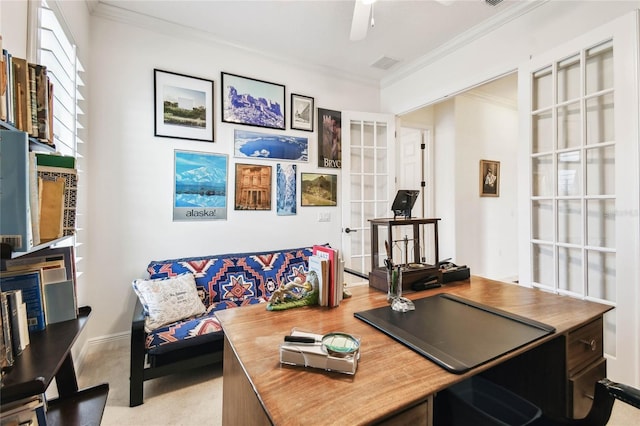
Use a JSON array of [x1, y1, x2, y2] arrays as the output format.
[[75, 341, 640, 426]]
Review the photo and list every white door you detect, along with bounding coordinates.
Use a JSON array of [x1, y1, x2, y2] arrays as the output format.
[[518, 11, 639, 385], [341, 112, 396, 277]]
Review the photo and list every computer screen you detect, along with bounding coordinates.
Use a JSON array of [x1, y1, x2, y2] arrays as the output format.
[[391, 190, 420, 218]]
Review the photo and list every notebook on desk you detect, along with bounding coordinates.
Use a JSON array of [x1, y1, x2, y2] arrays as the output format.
[[354, 293, 555, 374]]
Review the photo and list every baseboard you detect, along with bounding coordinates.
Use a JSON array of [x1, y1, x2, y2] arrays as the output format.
[[76, 331, 130, 375]]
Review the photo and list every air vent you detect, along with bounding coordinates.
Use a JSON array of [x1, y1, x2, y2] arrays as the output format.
[[371, 56, 400, 70], [485, 0, 504, 5]]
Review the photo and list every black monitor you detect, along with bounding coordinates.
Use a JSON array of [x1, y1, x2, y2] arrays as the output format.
[[391, 190, 420, 219]]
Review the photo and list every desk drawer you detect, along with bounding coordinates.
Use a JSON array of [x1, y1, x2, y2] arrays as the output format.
[[569, 357, 606, 419], [567, 318, 603, 375]]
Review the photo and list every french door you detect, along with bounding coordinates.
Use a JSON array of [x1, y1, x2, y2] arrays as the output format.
[[341, 112, 396, 277], [518, 11, 639, 385]]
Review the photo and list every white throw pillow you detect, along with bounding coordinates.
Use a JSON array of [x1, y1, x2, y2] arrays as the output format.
[[132, 273, 206, 332]]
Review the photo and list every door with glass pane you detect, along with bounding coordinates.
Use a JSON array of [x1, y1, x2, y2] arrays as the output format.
[[520, 11, 639, 385], [341, 112, 395, 277]]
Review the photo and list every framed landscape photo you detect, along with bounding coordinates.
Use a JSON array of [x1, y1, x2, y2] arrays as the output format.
[[221, 72, 285, 130], [173, 150, 227, 221], [301, 173, 337, 206], [154, 69, 215, 142], [480, 159, 500, 197], [291, 94, 314, 132], [235, 163, 272, 210], [234, 129, 308, 162]]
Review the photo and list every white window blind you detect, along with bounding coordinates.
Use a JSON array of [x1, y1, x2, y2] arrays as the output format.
[[29, 0, 85, 158]]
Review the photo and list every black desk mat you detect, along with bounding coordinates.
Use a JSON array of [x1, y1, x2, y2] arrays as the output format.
[[354, 293, 555, 374]]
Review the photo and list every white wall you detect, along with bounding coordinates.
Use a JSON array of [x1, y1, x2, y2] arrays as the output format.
[[86, 17, 380, 338]]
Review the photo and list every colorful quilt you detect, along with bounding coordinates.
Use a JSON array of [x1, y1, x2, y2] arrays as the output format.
[[144, 246, 313, 351]]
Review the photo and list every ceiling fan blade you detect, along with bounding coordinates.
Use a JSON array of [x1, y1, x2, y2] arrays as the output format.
[[350, 0, 371, 41]]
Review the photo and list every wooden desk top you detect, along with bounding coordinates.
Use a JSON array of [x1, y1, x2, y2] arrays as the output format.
[[215, 276, 612, 425]]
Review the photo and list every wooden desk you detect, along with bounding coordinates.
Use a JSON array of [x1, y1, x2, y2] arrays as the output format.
[[216, 277, 612, 425]]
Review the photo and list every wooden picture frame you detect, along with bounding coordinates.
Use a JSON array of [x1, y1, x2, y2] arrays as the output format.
[[301, 173, 337, 206], [290, 94, 314, 132], [221, 72, 285, 130], [480, 159, 500, 197], [154, 69, 215, 142], [234, 163, 272, 210]]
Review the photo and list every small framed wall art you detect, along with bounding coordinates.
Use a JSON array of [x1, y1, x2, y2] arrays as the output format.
[[301, 173, 337, 206], [290, 94, 314, 132], [317, 108, 341, 169], [173, 150, 227, 221], [221, 72, 285, 130], [235, 163, 272, 210], [276, 163, 297, 216], [154, 69, 215, 142], [479, 159, 500, 197]]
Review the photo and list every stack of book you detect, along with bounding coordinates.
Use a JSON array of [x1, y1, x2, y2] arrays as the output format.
[[0, 245, 78, 372], [1, 35, 54, 147], [0, 130, 77, 253], [0, 393, 47, 425], [308, 245, 345, 308]]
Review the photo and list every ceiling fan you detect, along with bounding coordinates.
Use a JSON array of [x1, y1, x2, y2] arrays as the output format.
[[349, 0, 460, 41]]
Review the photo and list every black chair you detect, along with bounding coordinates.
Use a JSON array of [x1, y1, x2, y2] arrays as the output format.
[[536, 379, 640, 426]]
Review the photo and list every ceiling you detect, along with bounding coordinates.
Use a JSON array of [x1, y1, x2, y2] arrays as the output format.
[[93, 0, 540, 86]]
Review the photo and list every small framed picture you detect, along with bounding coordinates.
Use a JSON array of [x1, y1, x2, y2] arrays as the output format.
[[290, 94, 314, 132], [301, 173, 337, 206], [235, 163, 272, 210], [154, 69, 215, 142], [221, 72, 285, 130], [480, 159, 500, 197], [317, 108, 341, 169], [276, 163, 297, 216]]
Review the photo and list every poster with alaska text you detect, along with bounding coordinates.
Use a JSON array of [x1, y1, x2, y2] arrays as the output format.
[[173, 150, 228, 221]]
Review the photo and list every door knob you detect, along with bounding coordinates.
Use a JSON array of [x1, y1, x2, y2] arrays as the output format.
[[344, 227, 358, 234]]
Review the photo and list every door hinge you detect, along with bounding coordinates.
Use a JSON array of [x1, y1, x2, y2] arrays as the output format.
[[421, 181, 426, 187], [421, 143, 426, 150]]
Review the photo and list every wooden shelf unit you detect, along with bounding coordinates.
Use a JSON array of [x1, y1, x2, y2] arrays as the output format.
[[0, 306, 109, 425], [368, 217, 441, 292]]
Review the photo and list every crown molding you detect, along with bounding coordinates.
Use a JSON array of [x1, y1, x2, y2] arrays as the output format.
[[380, 0, 549, 89], [90, 1, 380, 89]]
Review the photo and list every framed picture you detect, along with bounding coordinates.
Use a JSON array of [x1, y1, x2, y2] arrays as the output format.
[[221, 72, 285, 130], [234, 129, 308, 161], [173, 150, 227, 221], [276, 163, 297, 216], [235, 163, 272, 210], [317, 108, 341, 168], [301, 173, 337, 206], [154, 69, 215, 142], [290, 94, 314, 132], [480, 159, 500, 197]]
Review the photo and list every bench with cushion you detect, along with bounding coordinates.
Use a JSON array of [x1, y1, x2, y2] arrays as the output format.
[[129, 245, 313, 406]]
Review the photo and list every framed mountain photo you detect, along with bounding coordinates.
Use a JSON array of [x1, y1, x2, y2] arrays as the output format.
[[221, 72, 285, 130]]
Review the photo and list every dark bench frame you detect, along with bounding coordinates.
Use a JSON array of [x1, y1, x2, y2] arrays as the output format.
[[129, 298, 224, 407]]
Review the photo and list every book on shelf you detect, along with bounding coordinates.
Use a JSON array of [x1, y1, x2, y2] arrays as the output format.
[[0, 129, 33, 252], [27, 63, 38, 138], [38, 165, 78, 238], [35, 152, 76, 169], [4, 289, 30, 357], [0, 270, 46, 332], [0, 36, 6, 122], [11, 57, 32, 135], [0, 291, 14, 370], [34, 64, 50, 143], [39, 177, 65, 242], [0, 393, 47, 425]]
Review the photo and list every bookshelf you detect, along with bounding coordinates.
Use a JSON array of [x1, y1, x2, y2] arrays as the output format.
[[0, 306, 109, 425]]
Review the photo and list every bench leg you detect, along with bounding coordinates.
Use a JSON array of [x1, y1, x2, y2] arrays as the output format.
[[130, 329, 146, 406]]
